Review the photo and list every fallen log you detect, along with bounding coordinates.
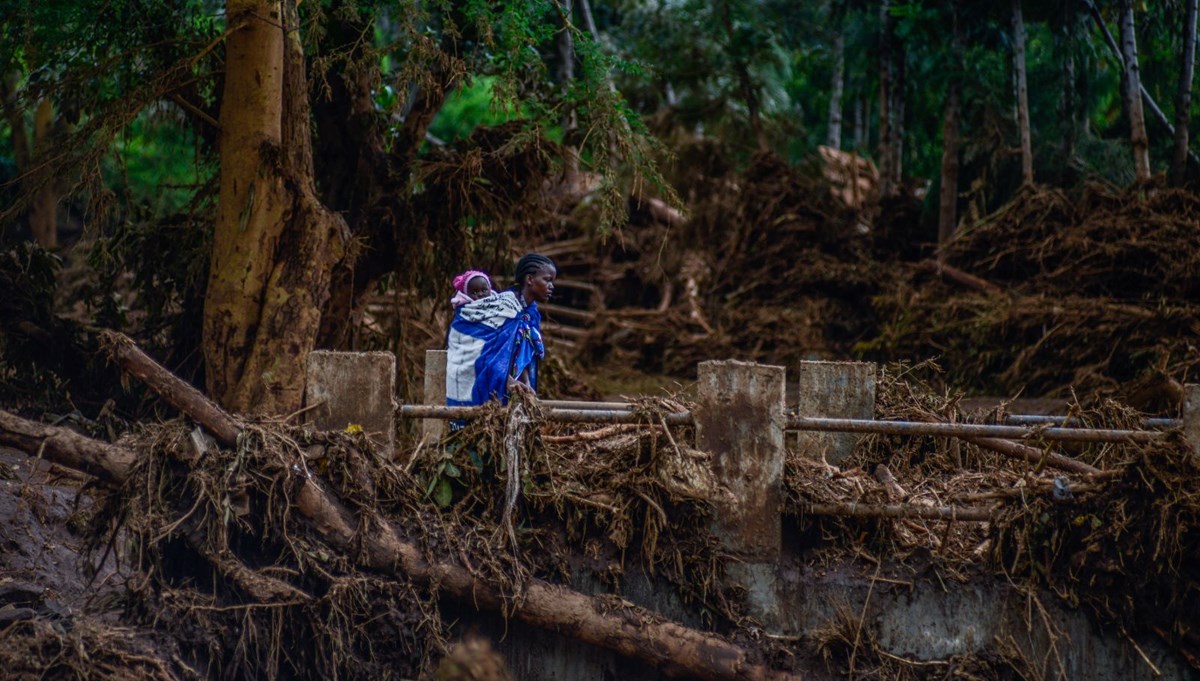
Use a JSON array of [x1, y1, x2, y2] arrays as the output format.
[[66, 332, 802, 681], [0, 409, 136, 482], [802, 501, 996, 522], [922, 260, 1005, 296], [100, 330, 243, 445], [962, 435, 1100, 476]]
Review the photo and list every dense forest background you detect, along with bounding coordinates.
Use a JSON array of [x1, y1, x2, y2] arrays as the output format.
[[2, 0, 1198, 419]]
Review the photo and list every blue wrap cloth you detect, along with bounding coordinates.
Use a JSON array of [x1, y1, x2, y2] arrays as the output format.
[[446, 290, 544, 407]]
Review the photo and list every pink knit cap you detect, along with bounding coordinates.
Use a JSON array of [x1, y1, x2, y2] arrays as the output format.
[[453, 270, 491, 293]]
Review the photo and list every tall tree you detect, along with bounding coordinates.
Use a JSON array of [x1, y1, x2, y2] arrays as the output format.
[[826, 1, 846, 149], [878, 0, 896, 196], [203, 0, 349, 414], [938, 2, 964, 247], [1118, 0, 1151, 182], [1012, 0, 1033, 185], [1056, 1, 1081, 163], [1172, 0, 1198, 185], [1, 75, 60, 248]]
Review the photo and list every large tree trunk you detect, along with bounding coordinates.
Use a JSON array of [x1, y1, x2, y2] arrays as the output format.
[[1172, 0, 1198, 185], [937, 4, 963, 247], [203, 0, 349, 414], [1118, 0, 1151, 183], [2, 74, 59, 249], [826, 3, 846, 150], [1012, 0, 1034, 186]]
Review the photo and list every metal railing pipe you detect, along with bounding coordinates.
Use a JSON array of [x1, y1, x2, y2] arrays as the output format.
[[1001, 414, 1179, 429], [400, 405, 1166, 443], [786, 416, 1164, 443], [540, 400, 633, 410], [399, 404, 691, 425]]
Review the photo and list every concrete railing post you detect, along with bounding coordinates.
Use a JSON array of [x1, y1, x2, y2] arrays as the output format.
[[305, 351, 397, 459], [695, 360, 785, 626], [424, 350, 448, 441], [1185, 384, 1200, 455], [794, 360, 876, 465]]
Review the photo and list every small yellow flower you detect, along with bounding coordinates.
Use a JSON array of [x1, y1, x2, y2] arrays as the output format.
[[344, 423, 363, 434]]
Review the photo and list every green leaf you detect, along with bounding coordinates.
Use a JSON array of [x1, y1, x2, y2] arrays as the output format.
[[434, 478, 454, 508]]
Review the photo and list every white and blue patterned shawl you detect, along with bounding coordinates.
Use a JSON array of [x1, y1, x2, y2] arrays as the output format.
[[446, 290, 544, 407]]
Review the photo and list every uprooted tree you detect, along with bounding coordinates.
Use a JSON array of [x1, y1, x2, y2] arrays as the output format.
[[0, 332, 803, 681]]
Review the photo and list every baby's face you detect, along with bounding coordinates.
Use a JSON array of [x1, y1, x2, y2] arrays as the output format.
[[467, 276, 491, 300]]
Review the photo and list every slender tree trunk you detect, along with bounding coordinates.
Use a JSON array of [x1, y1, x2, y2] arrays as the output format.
[[1059, 1, 1078, 163], [1, 74, 59, 249], [1086, 1, 1199, 168], [1119, 0, 1151, 182], [28, 99, 58, 248], [826, 3, 846, 149], [878, 0, 895, 196], [204, 0, 348, 414], [853, 95, 865, 150], [1012, 0, 1034, 185], [938, 4, 963, 247], [1172, 0, 1198, 185], [718, 0, 766, 151], [891, 48, 905, 188]]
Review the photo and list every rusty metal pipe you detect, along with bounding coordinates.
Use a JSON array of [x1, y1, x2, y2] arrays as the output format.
[[1001, 414, 1179, 429], [399, 405, 1164, 443], [399, 405, 691, 425], [786, 416, 1164, 443], [540, 400, 633, 410]]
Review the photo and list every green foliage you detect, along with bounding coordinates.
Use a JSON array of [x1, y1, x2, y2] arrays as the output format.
[[428, 77, 525, 143]]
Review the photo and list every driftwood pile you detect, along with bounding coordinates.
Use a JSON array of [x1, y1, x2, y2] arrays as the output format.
[[869, 183, 1200, 405], [0, 333, 800, 681], [3, 333, 1200, 678]]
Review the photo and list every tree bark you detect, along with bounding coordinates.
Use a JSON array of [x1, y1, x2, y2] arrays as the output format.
[[890, 39, 905, 190], [719, 0, 766, 151], [203, 0, 349, 414], [853, 96, 866, 151], [937, 3, 963, 247], [1172, 0, 1198, 185], [1118, 0, 1151, 183], [826, 3, 846, 150], [1, 73, 59, 249], [1086, 0, 1199, 167], [877, 0, 895, 196], [1058, 2, 1078, 163], [0, 410, 135, 483], [1012, 0, 1034, 186], [29, 99, 58, 248]]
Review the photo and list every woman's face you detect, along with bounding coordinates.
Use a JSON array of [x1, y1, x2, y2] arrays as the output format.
[[467, 275, 491, 300], [524, 266, 556, 303]]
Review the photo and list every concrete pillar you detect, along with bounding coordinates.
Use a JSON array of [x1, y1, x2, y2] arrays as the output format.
[[423, 350, 448, 441], [305, 351, 396, 459], [695, 360, 785, 626], [793, 360, 876, 465], [1185, 384, 1200, 455]]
